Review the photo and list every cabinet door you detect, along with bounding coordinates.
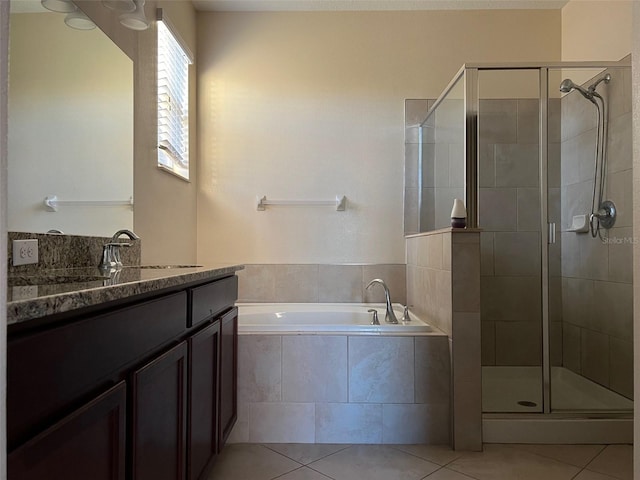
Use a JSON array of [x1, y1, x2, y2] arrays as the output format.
[[188, 320, 221, 480], [8, 381, 126, 480], [132, 342, 188, 480], [218, 308, 238, 450]]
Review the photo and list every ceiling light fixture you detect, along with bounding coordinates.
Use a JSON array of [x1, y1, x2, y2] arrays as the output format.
[[119, 0, 149, 30], [64, 9, 96, 30], [41, 0, 76, 13], [102, 0, 136, 13]]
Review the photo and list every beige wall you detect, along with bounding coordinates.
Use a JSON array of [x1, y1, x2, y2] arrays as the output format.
[[133, 0, 198, 264], [196, 9, 561, 264], [78, 0, 198, 264], [562, 0, 632, 61]]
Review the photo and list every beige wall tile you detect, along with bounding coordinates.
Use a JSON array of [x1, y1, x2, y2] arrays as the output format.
[[237, 264, 276, 302], [442, 232, 452, 271], [479, 232, 495, 277], [495, 321, 542, 366], [363, 264, 407, 305], [415, 336, 451, 405], [348, 336, 414, 403], [451, 312, 482, 451], [238, 335, 282, 403], [562, 322, 581, 374], [318, 265, 363, 302], [607, 227, 633, 283], [495, 143, 539, 188], [382, 404, 450, 444], [609, 337, 633, 399], [516, 99, 539, 144], [282, 335, 348, 402], [581, 330, 610, 387], [249, 402, 315, 443], [315, 403, 382, 444], [452, 242, 480, 313], [479, 99, 517, 144], [593, 280, 633, 339], [275, 264, 319, 302], [493, 232, 541, 276], [479, 188, 518, 231], [481, 275, 541, 322], [481, 321, 496, 366]]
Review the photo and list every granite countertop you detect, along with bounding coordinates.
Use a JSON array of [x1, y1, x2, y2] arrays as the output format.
[[7, 264, 244, 326]]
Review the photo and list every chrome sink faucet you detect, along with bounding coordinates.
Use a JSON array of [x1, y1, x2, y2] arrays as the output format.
[[99, 229, 140, 271], [365, 279, 399, 324]]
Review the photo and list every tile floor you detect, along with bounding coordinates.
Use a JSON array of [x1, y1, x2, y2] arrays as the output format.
[[208, 443, 633, 480]]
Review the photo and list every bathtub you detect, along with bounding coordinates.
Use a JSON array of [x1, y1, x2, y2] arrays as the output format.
[[237, 303, 432, 335]]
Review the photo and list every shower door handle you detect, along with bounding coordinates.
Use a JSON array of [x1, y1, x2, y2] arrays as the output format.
[[548, 223, 556, 244]]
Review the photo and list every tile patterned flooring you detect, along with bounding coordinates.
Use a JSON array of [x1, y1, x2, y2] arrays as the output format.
[[208, 443, 633, 480]]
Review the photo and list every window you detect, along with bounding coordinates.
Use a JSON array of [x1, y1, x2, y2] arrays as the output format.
[[157, 11, 192, 180]]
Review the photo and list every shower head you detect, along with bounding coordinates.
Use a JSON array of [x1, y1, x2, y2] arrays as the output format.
[[588, 73, 611, 93], [559, 78, 597, 104]]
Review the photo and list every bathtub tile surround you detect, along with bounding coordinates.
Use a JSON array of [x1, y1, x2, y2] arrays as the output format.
[[238, 335, 282, 402], [282, 336, 348, 402], [406, 228, 482, 451], [8, 231, 141, 274], [230, 332, 451, 445], [349, 336, 414, 403], [237, 263, 406, 304]]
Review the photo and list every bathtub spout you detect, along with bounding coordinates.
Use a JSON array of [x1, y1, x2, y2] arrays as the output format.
[[365, 279, 399, 324]]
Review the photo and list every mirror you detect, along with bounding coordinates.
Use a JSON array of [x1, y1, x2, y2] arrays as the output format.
[[8, 0, 133, 237]]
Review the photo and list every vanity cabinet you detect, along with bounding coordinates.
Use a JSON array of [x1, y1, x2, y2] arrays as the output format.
[[188, 321, 221, 480], [132, 342, 188, 480], [8, 381, 127, 480], [219, 309, 238, 447], [7, 274, 238, 480]]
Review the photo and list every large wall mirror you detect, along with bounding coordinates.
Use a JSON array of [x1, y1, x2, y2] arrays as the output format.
[[8, 0, 133, 237]]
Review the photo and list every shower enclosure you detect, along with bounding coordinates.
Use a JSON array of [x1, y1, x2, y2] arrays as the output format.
[[405, 60, 633, 442]]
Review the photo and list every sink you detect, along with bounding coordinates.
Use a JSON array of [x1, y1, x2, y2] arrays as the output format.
[[134, 265, 203, 269]]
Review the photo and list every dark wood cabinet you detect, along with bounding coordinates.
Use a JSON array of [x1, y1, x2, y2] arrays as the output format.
[[7, 274, 238, 480], [132, 342, 188, 480], [188, 321, 221, 480], [8, 381, 126, 480], [219, 308, 238, 449]]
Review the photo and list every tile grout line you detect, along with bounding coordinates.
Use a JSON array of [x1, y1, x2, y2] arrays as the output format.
[[421, 464, 481, 480], [502, 443, 609, 471]]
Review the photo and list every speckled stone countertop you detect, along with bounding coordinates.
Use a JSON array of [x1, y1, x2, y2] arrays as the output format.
[[8, 264, 244, 326]]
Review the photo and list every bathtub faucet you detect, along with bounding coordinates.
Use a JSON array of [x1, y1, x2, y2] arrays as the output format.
[[365, 279, 399, 324]]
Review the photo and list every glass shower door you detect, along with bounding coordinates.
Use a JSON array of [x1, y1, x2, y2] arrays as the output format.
[[477, 69, 544, 413], [547, 66, 634, 413]]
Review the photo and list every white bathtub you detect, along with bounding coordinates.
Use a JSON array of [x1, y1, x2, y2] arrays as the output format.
[[237, 303, 432, 335]]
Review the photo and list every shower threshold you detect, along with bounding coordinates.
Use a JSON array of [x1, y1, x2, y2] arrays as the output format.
[[482, 366, 632, 413], [482, 366, 632, 444]]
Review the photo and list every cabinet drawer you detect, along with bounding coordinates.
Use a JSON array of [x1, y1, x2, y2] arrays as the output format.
[[189, 276, 237, 328], [8, 291, 187, 450]]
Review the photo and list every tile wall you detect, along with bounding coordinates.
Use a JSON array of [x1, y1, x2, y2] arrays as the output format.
[[406, 229, 481, 451], [237, 264, 406, 305], [404, 99, 465, 234], [478, 98, 549, 368], [558, 66, 633, 399], [229, 332, 451, 445]]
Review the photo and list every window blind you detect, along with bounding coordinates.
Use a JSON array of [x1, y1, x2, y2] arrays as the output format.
[[157, 18, 192, 180]]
